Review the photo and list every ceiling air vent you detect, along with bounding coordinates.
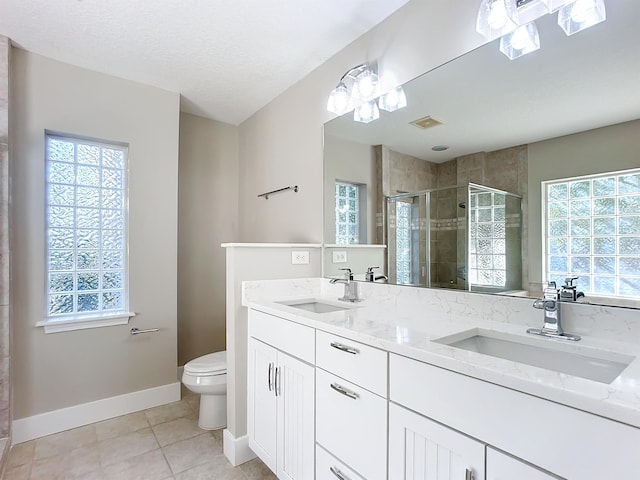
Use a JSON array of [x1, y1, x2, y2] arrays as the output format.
[[410, 116, 443, 130]]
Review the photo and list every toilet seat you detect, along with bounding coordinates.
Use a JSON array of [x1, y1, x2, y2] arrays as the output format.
[[184, 351, 226, 376]]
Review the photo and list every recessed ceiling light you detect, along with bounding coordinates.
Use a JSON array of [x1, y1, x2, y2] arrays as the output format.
[[432, 145, 450, 151]]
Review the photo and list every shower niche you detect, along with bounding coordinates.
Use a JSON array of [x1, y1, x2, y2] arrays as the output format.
[[387, 183, 523, 292]]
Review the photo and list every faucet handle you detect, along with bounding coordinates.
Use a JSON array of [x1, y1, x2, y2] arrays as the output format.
[[366, 266, 379, 273], [563, 276, 579, 287], [543, 281, 559, 300], [339, 268, 353, 280]]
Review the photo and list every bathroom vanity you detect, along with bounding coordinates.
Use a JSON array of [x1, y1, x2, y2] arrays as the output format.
[[243, 278, 640, 480]]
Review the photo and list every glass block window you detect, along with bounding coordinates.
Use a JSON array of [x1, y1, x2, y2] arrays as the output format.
[[46, 134, 129, 318], [469, 191, 507, 287], [396, 201, 412, 284], [335, 182, 360, 244], [543, 169, 640, 298]]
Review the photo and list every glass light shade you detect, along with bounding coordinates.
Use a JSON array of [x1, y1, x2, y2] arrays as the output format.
[[378, 86, 407, 112], [558, 0, 606, 36], [476, 0, 518, 40], [540, 0, 576, 12], [353, 100, 380, 124], [352, 68, 379, 101], [327, 82, 352, 115], [499, 21, 540, 60]]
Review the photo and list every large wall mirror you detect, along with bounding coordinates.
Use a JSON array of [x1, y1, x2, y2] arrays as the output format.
[[323, 1, 640, 308]]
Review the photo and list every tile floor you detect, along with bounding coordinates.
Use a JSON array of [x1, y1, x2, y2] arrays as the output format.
[[2, 392, 276, 480]]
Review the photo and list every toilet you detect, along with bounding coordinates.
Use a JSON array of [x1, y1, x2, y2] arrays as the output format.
[[181, 350, 227, 430]]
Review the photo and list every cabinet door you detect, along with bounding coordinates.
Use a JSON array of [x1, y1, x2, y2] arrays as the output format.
[[389, 403, 485, 480], [487, 448, 558, 480], [276, 351, 315, 480], [248, 338, 278, 473]]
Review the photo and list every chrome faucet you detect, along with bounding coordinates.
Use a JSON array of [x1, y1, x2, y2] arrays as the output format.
[[365, 266, 388, 282], [527, 282, 580, 341], [559, 276, 585, 302], [330, 268, 361, 303]]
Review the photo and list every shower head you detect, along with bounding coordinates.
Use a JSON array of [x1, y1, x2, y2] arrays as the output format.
[[458, 202, 466, 209]]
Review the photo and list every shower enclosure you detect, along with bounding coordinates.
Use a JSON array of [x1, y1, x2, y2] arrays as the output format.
[[386, 183, 523, 292]]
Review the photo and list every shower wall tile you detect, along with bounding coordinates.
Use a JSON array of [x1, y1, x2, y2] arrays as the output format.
[[0, 34, 10, 452], [436, 159, 457, 188], [0, 37, 7, 145]]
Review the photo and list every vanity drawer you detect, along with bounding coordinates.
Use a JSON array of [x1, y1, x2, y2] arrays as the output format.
[[316, 368, 387, 480], [248, 309, 315, 364], [316, 330, 388, 396], [316, 444, 365, 480]]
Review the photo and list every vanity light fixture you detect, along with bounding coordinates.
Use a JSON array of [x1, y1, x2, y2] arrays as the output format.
[[476, 0, 606, 59], [476, 0, 519, 40], [327, 63, 407, 122], [378, 86, 408, 112], [557, 0, 606, 36], [500, 21, 541, 59], [353, 99, 380, 124]]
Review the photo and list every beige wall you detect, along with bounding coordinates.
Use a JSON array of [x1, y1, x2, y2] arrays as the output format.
[[178, 113, 239, 366], [10, 49, 180, 418], [527, 119, 640, 288], [238, 0, 484, 243]]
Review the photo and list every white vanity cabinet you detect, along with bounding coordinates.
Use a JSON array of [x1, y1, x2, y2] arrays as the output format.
[[390, 353, 640, 480], [389, 403, 485, 480], [315, 332, 388, 480], [486, 448, 557, 480], [247, 310, 315, 480]]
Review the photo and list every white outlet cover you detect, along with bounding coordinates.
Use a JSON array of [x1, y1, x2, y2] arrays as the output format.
[[291, 251, 310, 264], [332, 251, 348, 263]]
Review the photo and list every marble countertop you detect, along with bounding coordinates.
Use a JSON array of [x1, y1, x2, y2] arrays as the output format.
[[242, 278, 640, 429]]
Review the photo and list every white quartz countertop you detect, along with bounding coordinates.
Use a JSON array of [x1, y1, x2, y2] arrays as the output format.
[[242, 278, 640, 429]]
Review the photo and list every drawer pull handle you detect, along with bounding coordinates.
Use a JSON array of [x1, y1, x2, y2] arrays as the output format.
[[465, 468, 473, 480], [330, 382, 359, 400], [330, 466, 351, 480], [268, 362, 274, 392], [275, 366, 281, 397], [330, 341, 359, 355]]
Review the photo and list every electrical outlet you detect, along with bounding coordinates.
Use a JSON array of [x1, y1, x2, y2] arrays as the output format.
[[291, 251, 310, 265], [332, 250, 347, 263]]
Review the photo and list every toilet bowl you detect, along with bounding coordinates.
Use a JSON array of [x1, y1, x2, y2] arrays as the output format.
[[181, 350, 227, 430]]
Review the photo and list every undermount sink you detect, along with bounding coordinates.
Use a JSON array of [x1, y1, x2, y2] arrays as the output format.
[[435, 329, 634, 384], [276, 299, 352, 314]]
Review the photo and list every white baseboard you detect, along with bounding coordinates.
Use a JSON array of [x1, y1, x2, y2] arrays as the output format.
[[223, 429, 256, 466], [12, 382, 181, 445]]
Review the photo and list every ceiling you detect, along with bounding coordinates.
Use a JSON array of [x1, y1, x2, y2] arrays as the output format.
[[0, 0, 410, 125], [325, 0, 640, 163]]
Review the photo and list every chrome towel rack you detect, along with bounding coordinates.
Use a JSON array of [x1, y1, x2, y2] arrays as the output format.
[[258, 185, 298, 199], [130, 327, 159, 335]]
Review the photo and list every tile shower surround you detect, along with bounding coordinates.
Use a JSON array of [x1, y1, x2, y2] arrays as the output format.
[[375, 144, 527, 290], [1, 35, 11, 474]]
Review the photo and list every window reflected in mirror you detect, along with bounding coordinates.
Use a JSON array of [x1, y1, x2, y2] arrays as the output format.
[[543, 169, 640, 299]]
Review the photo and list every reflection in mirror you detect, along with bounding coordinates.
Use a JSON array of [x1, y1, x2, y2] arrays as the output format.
[[323, 1, 640, 308]]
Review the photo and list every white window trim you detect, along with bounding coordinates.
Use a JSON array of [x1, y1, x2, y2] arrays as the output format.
[[44, 132, 131, 328], [36, 312, 136, 334]]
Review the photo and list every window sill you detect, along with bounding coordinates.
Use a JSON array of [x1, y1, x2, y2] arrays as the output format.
[[36, 312, 136, 334]]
